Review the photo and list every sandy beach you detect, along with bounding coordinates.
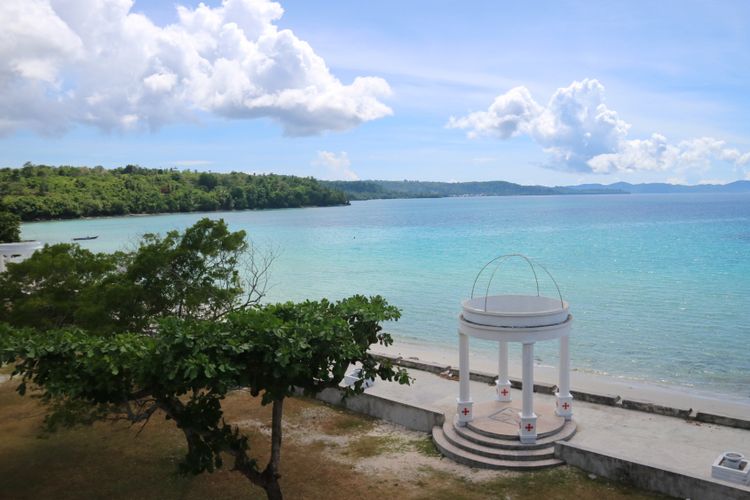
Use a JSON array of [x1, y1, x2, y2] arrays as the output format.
[[380, 337, 750, 421]]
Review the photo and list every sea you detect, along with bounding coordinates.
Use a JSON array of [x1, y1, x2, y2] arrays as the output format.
[[20, 193, 750, 401]]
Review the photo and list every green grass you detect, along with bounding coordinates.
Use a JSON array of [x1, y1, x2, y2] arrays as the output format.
[[344, 435, 402, 458], [411, 436, 441, 457]]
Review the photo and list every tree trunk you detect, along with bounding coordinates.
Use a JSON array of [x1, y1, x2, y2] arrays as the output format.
[[229, 397, 285, 499], [264, 478, 283, 500], [262, 397, 284, 500]]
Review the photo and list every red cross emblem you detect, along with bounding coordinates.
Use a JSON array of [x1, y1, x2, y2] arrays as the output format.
[[562, 402, 570, 410], [501, 388, 509, 396], [461, 407, 470, 416], [524, 423, 534, 432]]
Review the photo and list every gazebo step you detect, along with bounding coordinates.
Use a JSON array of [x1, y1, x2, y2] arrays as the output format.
[[442, 423, 556, 461], [432, 426, 564, 471], [452, 419, 577, 450]]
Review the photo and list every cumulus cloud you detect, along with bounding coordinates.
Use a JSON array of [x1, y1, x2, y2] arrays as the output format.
[[312, 151, 359, 180], [0, 0, 392, 136], [447, 86, 541, 140], [449, 78, 750, 175]]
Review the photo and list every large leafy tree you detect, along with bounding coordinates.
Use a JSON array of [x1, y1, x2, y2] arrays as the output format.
[[0, 296, 409, 500], [0, 217, 409, 499], [0, 211, 20, 243], [0, 218, 272, 334], [0, 243, 120, 330]]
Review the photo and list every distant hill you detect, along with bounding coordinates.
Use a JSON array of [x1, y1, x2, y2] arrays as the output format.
[[566, 180, 750, 194], [0, 164, 349, 221], [322, 180, 625, 200]]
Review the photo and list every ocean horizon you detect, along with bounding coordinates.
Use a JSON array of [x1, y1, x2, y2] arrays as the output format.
[[21, 192, 750, 402]]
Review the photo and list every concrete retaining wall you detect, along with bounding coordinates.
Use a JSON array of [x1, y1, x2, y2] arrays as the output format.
[[313, 387, 444, 433], [620, 399, 692, 419], [555, 441, 750, 500], [374, 353, 750, 431], [695, 412, 750, 430]]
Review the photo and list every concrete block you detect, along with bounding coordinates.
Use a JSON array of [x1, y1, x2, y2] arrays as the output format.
[[620, 399, 692, 419], [533, 381, 557, 395], [314, 387, 445, 433], [555, 441, 750, 500], [373, 353, 450, 375], [570, 390, 619, 406], [469, 370, 497, 385], [695, 412, 750, 430]]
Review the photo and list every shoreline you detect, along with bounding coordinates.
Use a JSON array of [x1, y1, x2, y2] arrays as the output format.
[[18, 202, 352, 225], [381, 337, 750, 420]]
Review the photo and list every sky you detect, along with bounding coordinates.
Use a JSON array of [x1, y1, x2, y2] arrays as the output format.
[[1, 0, 750, 185]]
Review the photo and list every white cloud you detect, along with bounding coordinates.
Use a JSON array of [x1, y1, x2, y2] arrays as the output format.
[[666, 176, 686, 185], [449, 78, 750, 175], [312, 151, 359, 180], [0, 0, 392, 136], [447, 86, 541, 139]]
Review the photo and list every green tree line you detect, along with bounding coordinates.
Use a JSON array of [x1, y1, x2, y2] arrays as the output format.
[[0, 163, 349, 221]]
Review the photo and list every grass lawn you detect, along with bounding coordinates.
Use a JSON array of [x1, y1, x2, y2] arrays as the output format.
[[0, 375, 665, 499]]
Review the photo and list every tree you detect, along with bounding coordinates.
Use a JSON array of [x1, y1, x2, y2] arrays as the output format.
[[0, 164, 349, 222], [0, 296, 410, 500], [101, 218, 273, 333], [0, 243, 120, 330], [0, 218, 273, 335], [0, 211, 20, 243]]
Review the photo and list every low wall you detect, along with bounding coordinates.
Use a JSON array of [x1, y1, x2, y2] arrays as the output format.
[[695, 412, 750, 430], [555, 441, 750, 500], [313, 387, 444, 433], [373, 353, 750, 430]]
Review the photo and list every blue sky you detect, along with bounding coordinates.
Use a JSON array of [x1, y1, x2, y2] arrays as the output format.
[[1, 0, 749, 185]]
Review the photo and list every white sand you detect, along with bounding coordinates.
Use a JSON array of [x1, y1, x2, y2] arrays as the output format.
[[378, 337, 750, 420]]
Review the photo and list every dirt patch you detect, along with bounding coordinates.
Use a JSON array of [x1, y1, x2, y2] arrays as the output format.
[[0, 380, 665, 499]]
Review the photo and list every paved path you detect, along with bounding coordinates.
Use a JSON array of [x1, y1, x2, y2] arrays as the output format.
[[364, 366, 750, 492]]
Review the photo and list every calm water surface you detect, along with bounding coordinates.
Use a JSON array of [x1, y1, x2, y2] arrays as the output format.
[[21, 194, 750, 399]]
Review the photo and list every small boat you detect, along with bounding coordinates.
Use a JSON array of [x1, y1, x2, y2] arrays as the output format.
[[72, 236, 99, 241]]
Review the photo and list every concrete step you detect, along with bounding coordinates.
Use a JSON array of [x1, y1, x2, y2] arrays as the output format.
[[452, 419, 577, 450], [442, 422, 556, 461], [432, 426, 565, 471]]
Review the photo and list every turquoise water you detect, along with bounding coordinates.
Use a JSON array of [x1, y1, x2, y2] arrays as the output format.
[[21, 194, 750, 399]]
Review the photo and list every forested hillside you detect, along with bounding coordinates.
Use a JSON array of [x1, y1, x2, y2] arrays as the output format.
[[0, 164, 349, 221], [323, 179, 623, 200]]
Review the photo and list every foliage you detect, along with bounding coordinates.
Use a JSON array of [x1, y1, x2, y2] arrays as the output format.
[[0, 296, 409, 499], [0, 163, 349, 221], [0, 211, 21, 243], [322, 179, 624, 200], [0, 244, 120, 331], [0, 218, 271, 334]]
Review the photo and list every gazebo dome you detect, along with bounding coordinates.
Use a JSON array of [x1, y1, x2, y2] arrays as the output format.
[[462, 294, 569, 328]]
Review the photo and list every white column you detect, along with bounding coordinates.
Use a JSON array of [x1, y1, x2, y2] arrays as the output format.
[[495, 341, 511, 402], [519, 342, 537, 443], [556, 335, 573, 420], [456, 331, 473, 426]]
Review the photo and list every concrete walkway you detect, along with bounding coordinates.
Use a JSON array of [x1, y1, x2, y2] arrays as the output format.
[[364, 365, 750, 494]]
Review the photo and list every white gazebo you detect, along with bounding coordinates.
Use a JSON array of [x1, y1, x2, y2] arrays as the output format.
[[456, 254, 573, 444]]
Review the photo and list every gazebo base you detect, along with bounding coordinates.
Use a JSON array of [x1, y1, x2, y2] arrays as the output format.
[[432, 402, 576, 470], [467, 401, 566, 440]]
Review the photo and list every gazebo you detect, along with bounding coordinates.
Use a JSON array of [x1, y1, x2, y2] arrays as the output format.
[[455, 254, 573, 444]]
